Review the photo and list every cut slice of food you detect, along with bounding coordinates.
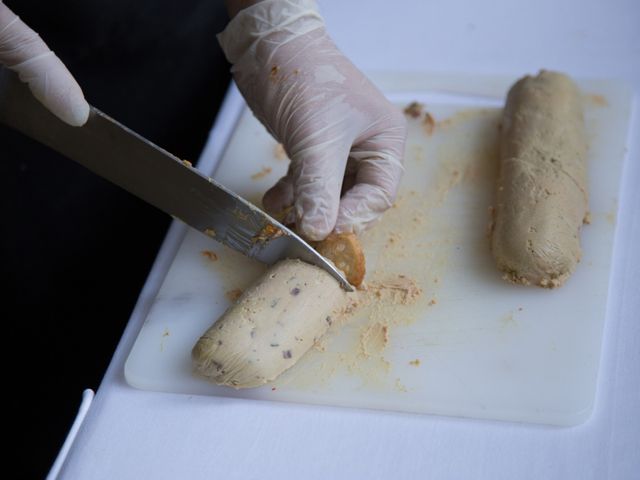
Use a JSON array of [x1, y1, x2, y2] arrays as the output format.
[[314, 232, 366, 287]]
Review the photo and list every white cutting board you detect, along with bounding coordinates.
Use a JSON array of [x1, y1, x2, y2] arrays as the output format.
[[125, 72, 632, 426]]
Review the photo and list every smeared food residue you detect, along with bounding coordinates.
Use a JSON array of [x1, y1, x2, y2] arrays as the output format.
[[409, 359, 421, 367], [251, 166, 272, 180], [423, 112, 436, 136], [360, 322, 389, 357], [437, 108, 494, 129], [225, 289, 243, 302], [404, 101, 424, 118], [201, 250, 218, 262], [499, 311, 517, 328], [586, 93, 608, 107], [366, 276, 422, 305], [272, 205, 294, 224], [252, 223, 285, 244], [395, 378, 408, 392]]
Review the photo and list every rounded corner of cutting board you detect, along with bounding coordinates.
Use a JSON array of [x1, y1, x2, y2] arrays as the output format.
[[123, 354, 148, 391], [559, 402, 596, 428], [123, 358, 136, 386]]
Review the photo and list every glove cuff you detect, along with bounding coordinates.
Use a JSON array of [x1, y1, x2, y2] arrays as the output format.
[[217, 0, 324, 66]]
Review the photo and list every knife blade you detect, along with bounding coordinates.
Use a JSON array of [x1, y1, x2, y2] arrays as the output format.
[[0, 67, 352, 291]]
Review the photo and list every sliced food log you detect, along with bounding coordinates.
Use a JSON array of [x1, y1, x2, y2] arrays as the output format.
[[192, 259, 348, 388]]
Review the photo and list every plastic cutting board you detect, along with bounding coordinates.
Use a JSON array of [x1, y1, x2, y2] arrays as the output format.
[[125, 72, 633, 426]]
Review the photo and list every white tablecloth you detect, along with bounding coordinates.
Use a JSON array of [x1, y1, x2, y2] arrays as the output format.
[[57, 1, 640, 478]]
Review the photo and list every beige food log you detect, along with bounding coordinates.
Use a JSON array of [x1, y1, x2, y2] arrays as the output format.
[[491, 70, 589, 288], [192, 259, 349, 388]]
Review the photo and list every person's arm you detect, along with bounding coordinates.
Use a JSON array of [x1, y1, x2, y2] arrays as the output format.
[[218, 0, 406, 241], [0, 1, 89, 126]]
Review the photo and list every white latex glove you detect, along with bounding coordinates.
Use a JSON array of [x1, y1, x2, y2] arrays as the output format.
[[219, 0, 406, 241], [0, 1, 89, 126]]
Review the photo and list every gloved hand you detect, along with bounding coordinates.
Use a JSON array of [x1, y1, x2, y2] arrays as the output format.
[[0, 1, 89, 126], [219, 0, 406, 241]]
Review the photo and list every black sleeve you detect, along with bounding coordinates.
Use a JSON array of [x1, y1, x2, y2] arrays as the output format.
[[1, 1, 231, 477]]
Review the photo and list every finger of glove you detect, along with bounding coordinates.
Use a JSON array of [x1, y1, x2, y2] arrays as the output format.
[[262, 172, 295, 221], [292, 144, 351, 241], [335, 135, 406, 235], [0, 5, 89, 126]]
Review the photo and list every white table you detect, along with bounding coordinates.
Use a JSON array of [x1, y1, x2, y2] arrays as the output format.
[[54, 1, 640, 478]]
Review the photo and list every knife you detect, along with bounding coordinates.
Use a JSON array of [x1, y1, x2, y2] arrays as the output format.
[[0, 67, 352, 291]]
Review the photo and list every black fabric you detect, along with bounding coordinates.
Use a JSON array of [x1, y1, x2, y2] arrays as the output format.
[[1, 1, 231, 477]]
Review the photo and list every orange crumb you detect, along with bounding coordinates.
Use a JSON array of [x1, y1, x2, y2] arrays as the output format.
[[270, 65, 279, 82], [423, 112, 436, 135], [588, 94, 608, 107], [251, 166, 272, 180], [403, 101, 424, 118], [225, 289, 243, 302], [201, 250, 218, 261]]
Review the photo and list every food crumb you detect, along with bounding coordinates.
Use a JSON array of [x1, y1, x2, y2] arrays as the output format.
[[409, 359, 421, 367], [201, 250, 218, 261], [271, 387, 277, 391], [270, 65, 279, 82], [403, 101, 424, 118], [386, 232, 402, 246], [225, 289, 243, 302], [587, 93, 608, 107], [395, 378, 408, 392], [252, 223, 285, 243], [313, 338, 327, 352], [204, 228, 216, 238], [251, 166, 272, 180], [583, 211, 592, 225], [182, 159, 193, 167], [360, 322, 389, 357], [160, 328, 170, 352], [423, 112, 436, 135], [428, 299, 437, 306]]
